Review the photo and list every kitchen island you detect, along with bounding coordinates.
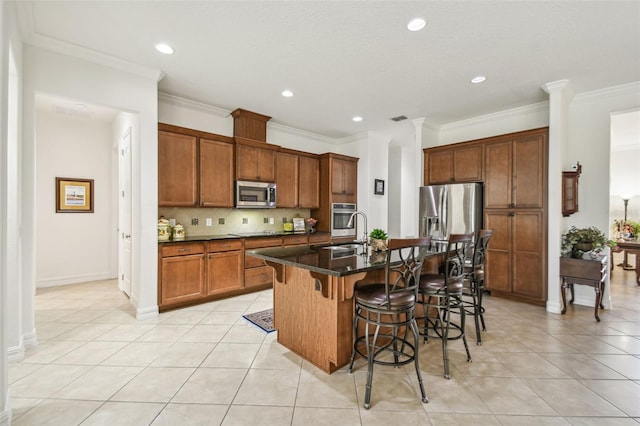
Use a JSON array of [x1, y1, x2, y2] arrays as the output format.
[[247, 243, 443, 373]]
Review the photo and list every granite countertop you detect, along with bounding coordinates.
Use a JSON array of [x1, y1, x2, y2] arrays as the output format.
[[158, 231, 329, 244], [246, 244, 443, 277]]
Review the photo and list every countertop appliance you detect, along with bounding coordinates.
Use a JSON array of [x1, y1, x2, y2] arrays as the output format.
[[419, 183, 483, 241], [235, 180, 276, 208], [331, 203, 357, 238]]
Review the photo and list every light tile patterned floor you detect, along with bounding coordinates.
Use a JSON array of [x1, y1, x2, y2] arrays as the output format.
[[8, 264, 640, 425]]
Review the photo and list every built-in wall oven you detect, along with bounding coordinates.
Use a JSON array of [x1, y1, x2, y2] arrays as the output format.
[[331, 203, 357, 238]]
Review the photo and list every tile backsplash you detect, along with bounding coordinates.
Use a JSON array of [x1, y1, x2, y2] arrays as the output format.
[[158, 207, 312, 237]]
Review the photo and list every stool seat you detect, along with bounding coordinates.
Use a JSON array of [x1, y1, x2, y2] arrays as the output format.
[[419, 274, 464, 293], [355, 284, 416, 310]]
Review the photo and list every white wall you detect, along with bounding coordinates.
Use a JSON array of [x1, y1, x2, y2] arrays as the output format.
[[35, 110, 115, 287], [609, 109, 640, 223], [23, 46, 160, 323]]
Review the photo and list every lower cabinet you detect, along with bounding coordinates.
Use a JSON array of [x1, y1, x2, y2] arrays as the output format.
[[484, 209, 546, 304], [205, 240, 243, 296], [244, 237, 283, 288], [160, 243, 206, 306]]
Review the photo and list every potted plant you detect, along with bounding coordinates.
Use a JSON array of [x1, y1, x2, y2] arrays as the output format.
[[369, 228, 388, 252], [561, 226, 610, 259], [613, 219, 640, 239]]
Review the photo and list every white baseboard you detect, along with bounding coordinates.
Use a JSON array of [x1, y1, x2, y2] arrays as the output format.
[[546, 300, 563, 314], [0, 390, 10, 426], [136, 305, 159, 321], [23, 329, 37, 349], [36, 272, 115, 288], [8, 343, 25, 363]]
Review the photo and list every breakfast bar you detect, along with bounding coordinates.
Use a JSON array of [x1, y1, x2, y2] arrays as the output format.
[[247, 243, 443, 373]]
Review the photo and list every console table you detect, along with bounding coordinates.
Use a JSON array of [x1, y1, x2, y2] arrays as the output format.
[[615, 240, 640, 285], [560, 256, 607, 321]]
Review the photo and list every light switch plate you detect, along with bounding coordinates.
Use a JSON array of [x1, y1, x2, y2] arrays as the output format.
[[206, 218, 212, 226]]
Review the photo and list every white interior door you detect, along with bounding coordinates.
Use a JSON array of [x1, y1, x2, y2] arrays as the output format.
[[118, 127, 132, 296]]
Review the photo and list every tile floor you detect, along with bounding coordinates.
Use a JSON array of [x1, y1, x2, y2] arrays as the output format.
[[8, 262, 640, 425]]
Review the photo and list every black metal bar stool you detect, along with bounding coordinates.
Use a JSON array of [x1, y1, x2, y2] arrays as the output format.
[[417, 233, 474, 379], [347, 237, 432, 409], [462, 229, 493, 345]]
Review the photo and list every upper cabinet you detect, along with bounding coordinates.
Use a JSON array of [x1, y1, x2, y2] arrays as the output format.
[[158, 130, 198, 207], [275, 151, 299, 208], [200, 138, 234, 207], [330, 155, 358, 200], [484, 130, 547, 209], [298, 154, 320, 208], [235, 137, 277, 182], [158, 123, 235, 208], [424, 143, 483, 185], [562, 163, 581, 217]]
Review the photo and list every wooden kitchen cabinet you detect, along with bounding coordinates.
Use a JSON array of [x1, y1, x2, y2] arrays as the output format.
[[235, 138, 277, 182], [424, 143, 483, 185], [244, 236, 282, 287], [159, 243, 206, 306], [276, 150, 320, 209], [484, 130, 547, 209], [200, 138, 234, 207], [331, 156, 358, 199], [484, 209, 546, 304], [205, 240, 243, 296], [275, 151, 299, 208], [158, 130, 198, 206], [298, 154, 320, 208]]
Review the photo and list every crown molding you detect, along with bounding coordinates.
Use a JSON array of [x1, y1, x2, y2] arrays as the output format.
[[268, 121, 338, 145], [16, 1, 163, 82], [158, 92, 230, 118], [573, 81, 640, 103], [440, 101, 550, 132]]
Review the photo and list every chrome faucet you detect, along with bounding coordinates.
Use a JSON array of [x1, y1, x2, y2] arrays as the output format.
[[347, 211, 368, 248]]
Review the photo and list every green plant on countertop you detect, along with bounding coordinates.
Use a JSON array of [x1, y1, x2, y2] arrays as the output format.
[[369, 228, 388, 240], [561, 226, 611, 259]]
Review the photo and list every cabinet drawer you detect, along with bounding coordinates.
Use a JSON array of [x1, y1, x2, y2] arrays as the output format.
[[309, 233, 330, 244], [161, 243, 205, 257], [244, 237, 283, 249], [245, 266, 273, 287], [245, 253, 267, 269], [283, 235, 308, 246], [207, 239, 243, 252]]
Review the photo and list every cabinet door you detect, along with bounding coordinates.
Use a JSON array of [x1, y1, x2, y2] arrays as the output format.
[[158, 131, 198, 206], [427, 150, 454, 184], [332, 158, 357, 197], [206, 250, 243, 295], [200, 138, 234, 207], [484, 210, 512, 293], [512, 135, 545, 208], [299, 155, 320, 208], [236, 144, 275, 181], [484, 141, 512, 209], [275, 152, 299, 208], [512, 211, 545, 301], [453, 144, 483, 182], [160, 254, 205, 305]]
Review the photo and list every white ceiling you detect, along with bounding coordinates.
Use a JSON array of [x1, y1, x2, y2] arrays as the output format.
[[18, 1, 640, 139]]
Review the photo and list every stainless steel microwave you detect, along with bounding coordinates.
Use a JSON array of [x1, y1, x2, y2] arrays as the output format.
[[235, 181, 277, 208]]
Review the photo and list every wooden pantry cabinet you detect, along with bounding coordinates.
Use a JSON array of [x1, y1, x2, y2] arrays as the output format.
[[158, 123, 235, 208], [424, 143, 483, 185], [423, 127, 548, 305]]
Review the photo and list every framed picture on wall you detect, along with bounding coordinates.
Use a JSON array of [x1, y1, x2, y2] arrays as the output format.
[[374, 179, 385, 195], [56, 177, 94, 213]]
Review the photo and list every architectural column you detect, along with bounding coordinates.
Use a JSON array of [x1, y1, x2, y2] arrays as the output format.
[[542, 79, 574, 314]]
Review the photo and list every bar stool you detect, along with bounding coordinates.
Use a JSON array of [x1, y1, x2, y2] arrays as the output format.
[[462, 229, 493, 345], [418, 233, 474, 379], [347, 237, 432, 409]]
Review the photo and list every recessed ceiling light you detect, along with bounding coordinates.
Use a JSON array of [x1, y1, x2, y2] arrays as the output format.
[[281, 90, 294, 97], [352, 116, 363, 122], [471, 75, 487, 84], [407, 18, 426, 32], [155, 43, 174, 55]]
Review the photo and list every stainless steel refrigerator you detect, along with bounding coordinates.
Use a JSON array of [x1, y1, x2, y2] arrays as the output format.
[[419, 183, 483, 241]]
